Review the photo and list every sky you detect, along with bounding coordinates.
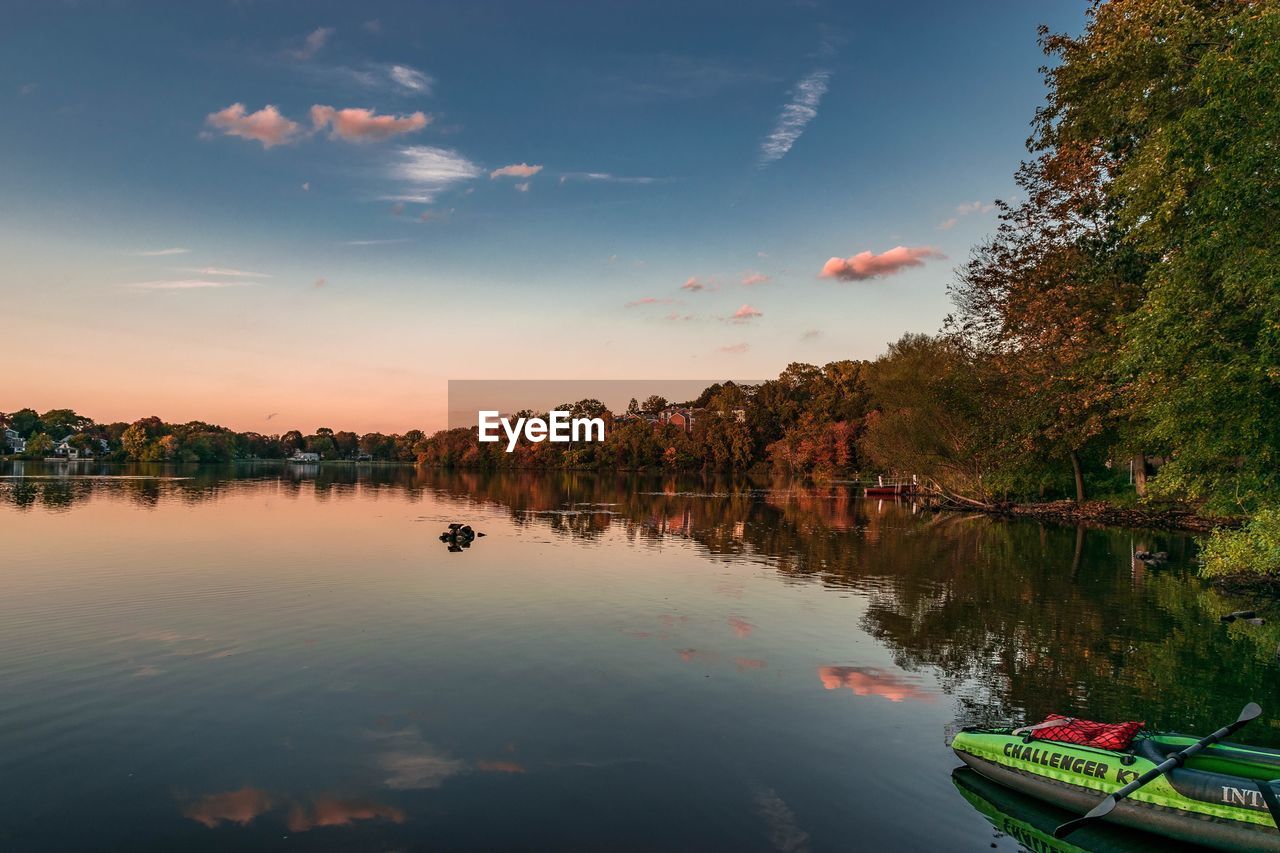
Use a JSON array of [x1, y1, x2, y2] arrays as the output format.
[[0, 1, 1086, 433]]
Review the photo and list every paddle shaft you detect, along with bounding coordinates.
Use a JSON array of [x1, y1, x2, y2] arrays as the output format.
[[1054, 702, 1262, 839], [1111, 720, 1241, 802]]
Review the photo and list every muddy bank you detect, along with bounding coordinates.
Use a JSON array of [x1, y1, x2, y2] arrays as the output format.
[[974, 499, 1236, 533]]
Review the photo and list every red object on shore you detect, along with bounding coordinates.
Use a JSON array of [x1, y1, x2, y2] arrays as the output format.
[[1023, 715, 1145, 751]]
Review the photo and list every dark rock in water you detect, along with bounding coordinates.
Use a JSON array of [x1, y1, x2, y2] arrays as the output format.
[[440, 523, 484, 550], [1220, 610, 1258, 623], [1135, 550, 1169, 563]]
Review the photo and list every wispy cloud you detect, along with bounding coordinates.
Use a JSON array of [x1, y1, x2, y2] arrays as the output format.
[[956, 199, 994, 215], [802, 329, 822, 340], [310, 63, 436, 98], [126, 247, 189, 257], [741, 272, 770, 286], [179, 266, 272, 278], [514, 181, 530, 192], [287, 27, 334, 61], [311, 106, 429, 141], [338, 238, 414, 246], [820, 246, 945, 281], [681, 276, 709, 292], [126, 279, 258, 291], [388, 64, 433, 93], [759, 69, 830, 166], [490, 163, 542, 179], [558, 172, 664, 185], [205, 103, 302, 148], [719, 342, 749, 354], [730, 304, 762, 322], [388, 146, 483, 203], [939, 199, 993, 229], [626, 296, 680, 307]]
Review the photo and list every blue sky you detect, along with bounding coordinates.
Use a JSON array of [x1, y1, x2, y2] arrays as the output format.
[[0, 1, 1085, 432]]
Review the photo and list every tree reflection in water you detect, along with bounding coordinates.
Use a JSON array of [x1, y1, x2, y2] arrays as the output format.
[[4, 462, 1276, 745]]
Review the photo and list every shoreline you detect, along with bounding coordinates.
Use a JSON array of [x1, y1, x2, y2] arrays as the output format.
[[978, 499, 1236, 534]]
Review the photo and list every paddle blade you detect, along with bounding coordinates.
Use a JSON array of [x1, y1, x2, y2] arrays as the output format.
[[1053, 796, 1116, 839], [1238, 702, 1263, 724]]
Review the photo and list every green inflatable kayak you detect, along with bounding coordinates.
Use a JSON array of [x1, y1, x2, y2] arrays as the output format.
[[952, 766, 1186, 852], [951, 726, 1280, 850]]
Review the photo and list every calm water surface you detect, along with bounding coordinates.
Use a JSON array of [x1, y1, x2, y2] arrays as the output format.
[[1, 462, 1277, 851]]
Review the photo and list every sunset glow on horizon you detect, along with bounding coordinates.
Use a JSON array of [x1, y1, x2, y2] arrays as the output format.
[[1, 1, 1083, 433]]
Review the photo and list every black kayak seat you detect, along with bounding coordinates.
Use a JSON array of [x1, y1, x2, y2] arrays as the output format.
[[1134, 737, 1280, 820]]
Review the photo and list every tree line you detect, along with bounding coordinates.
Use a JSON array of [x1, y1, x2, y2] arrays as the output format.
[[0, 408, 427, 463]]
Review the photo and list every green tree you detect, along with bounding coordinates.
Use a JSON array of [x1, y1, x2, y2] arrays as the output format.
[[40, 409, 93, 439], [23, 432, 53, 458], [641, 395, 667, 415], [9, 408, 41, 438], [860, 334, 1001, 504]]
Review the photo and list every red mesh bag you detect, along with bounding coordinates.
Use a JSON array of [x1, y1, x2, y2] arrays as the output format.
[[1016, 714, 1144, 750]]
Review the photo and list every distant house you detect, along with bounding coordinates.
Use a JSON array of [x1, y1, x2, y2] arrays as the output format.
[[289, 451, 321, 463], [3, 428, 24, 455], [659, 408, 695, 432], [612, 413, 661, 430], [54, 434, 93, 460]]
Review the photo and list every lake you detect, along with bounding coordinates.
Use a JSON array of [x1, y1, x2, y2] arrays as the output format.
[[1, 462, 1276, 851]]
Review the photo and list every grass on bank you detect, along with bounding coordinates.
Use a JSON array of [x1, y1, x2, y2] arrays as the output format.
[[1201, 509, 1280, 580]]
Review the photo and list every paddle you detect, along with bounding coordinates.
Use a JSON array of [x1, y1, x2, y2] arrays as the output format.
[[1053, 702, 1262, 839]]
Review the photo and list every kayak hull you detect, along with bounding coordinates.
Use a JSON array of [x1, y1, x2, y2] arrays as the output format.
[[952, 766, 1185, 852], [952, 730, 1280, 851]]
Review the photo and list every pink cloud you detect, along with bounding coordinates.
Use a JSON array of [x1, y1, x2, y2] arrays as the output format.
[[626, 296, 679, 308], [936, 217, 958, 231], [719, 343, 749, 354], [819, 246, 945, 281], [731, 304, 762, 321], [818, 665, 937, 704], [741, 272, 770, 286], [311, 105, 429, 141], [205, 103, 301, 148], [728, 615, 755, 637], [490, 163, 543, 179], [681, 277, 706, 292]]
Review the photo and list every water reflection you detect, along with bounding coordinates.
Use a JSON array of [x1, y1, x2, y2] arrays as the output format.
[[183, 787, 274, 828], [2, 462, 1277, 851], [817, 665, 937, 704]]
